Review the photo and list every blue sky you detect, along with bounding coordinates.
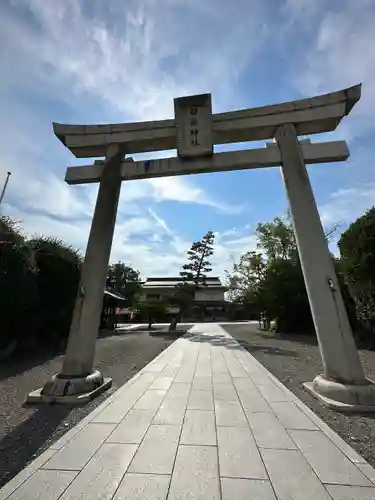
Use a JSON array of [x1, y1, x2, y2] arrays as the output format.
[[1, 0, 375, 279]]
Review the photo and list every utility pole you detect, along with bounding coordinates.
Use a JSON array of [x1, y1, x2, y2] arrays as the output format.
[[0, 172, 11, 206]]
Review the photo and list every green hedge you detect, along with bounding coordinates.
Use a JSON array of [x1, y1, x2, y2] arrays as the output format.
[[0, 217, 82, 354]]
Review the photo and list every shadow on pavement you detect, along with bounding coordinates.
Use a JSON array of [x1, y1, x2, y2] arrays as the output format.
[[149, 328, 188, 341], [0, 405, 72, 488], [185, 332, 298, 357]]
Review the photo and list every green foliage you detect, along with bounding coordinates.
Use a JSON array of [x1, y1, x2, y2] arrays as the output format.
[[227, 213, 363, 335], [138, 299, 168, 327], [0, 214, 85, 353], [0, 216, 25, 245], [225, 251, 266, 304], [107, 262, 141, 305], [338, 207, 375, 336], [0, 240, 39, 347], [27, 236, 82, 343], [226, 217, 310, 333], [260, 258, 312, 332], [180, 230, 215, 283], [256, 217, 298, 260]]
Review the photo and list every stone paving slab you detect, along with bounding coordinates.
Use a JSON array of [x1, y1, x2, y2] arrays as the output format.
[[1, 323, 375, 500]]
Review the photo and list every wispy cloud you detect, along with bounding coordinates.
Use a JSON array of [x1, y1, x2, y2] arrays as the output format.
[[320, 182, 375, 227], [148, 207, 172, 235], [288, 0, 375, 138]]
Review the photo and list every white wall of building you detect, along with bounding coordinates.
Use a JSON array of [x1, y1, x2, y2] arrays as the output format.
[[194, 289, 225, 301]]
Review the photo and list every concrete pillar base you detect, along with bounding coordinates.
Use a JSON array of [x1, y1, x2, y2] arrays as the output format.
[[304, 374, 375, 413], [25, 370, 112, 405]]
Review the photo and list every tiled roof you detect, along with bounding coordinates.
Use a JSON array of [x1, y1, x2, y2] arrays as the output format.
[[142, 276, 224, 288]]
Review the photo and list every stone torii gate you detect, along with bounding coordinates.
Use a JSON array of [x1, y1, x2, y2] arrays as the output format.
[[28, 84, 375, 411]]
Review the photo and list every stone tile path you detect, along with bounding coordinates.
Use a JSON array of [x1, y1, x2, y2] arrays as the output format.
[[1, 323, 375, 500]]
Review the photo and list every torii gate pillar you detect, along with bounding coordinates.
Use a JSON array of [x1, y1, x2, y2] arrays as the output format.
[[28, 144, 124, 403], [276, 123, 375, 410]]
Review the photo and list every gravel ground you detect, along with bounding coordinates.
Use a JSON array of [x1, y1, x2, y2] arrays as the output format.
[[222, 322, 375, 468], [0, 327, 182, 488]]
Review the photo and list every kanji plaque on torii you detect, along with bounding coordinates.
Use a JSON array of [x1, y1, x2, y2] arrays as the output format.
[[174, 93, 213, 158]]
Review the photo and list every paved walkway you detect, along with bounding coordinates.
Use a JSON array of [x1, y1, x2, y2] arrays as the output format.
[[1, 323, 375, 500]]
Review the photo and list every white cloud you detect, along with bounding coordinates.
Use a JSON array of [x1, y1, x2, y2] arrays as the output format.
[[148, 208, 172, 235], [2, 0, 265, 120], [289, 0, 375, 138], [320, 182, 375, 227]]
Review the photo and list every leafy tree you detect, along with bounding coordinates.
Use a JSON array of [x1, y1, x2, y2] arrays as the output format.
[[169, 231, 215, 331], [256, 217, 297, 261], [227, 214, 355, 334], [261, 258, 312, 332], [0, 216, 25, 245], [338, 207, 375, 340], [107, 262, 141, 305], [225, 251, 266, 304], [138, 299, 168, 329]]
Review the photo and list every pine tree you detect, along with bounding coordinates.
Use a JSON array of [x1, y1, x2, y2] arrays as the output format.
[[169, 231, 215, 331]]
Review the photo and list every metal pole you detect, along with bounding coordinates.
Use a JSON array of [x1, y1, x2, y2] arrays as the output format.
[[0, 172, 11, 206]]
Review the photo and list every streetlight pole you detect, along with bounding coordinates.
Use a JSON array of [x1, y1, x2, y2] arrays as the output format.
[[0, 172, 11, 206]]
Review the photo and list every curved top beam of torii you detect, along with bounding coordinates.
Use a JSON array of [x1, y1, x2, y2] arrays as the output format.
[[53, 84, 361, 159]]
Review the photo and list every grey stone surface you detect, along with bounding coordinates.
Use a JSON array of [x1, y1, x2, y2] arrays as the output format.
[[289, 430, 371, 486], [128, 425, 180, 474], [212, 372, 232, 384], [41, 423, 117, 471], [0, 449, 57, 500], [195, 364, 212, 377], [153, 398, 187, 425], [192, 377, 212, 391], [211, 357, 228, 374], [224, 357, 249, 378], [269, 401, 318, 430], [149, 377, 174, 390], [180, 410, 216, 445], [357, 463, 375, 485], [107, 410, 155, 443], [132, 372, 158, 384], [188, 390, 214, 410], [113, 473, 170, 500], [246, 412, 297, 449], [168, 445, 220, 500], [221, 478, 276, 500], [213, 383, 239, 401], [5, 470, 77, 500], [4, 323, 375, 500], [133, 390, 167, 411], [166, 383, 191, 400], [293, 399, 367, 464], [325, 485, 375, 500], [217, 426, 267, 479], [261, 448, 331, 500], [215, 400, 248, 426], [174, 368, 195, 383], [59, 443, 137, 500], [160, 365, 180, 377], [92, 383, 150, 423], [255, 381, 290, 402], [233, 379, 271, 412]]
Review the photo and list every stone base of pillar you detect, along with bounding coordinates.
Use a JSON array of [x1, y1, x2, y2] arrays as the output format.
[[304, 374, 375, 413], [26, 370, 112, 405]]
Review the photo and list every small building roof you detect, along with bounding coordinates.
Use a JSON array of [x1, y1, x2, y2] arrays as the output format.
[[142, 277, 225, 288]]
